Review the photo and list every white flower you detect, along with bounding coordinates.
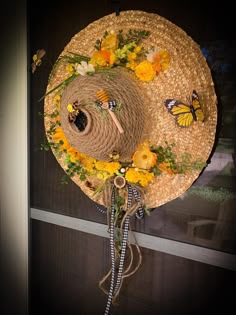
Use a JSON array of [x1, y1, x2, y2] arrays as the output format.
[[146, 48, 158, 62], [76, 61, 95, 76]]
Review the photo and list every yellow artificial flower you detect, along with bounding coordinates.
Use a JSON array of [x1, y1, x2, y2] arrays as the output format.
[[105, 161, 121, 174], [66, 64, 75, 75], [53, 128, 71, 151], [134, 45, 142, 54], [95, 161, 108, 171], [90, 50, 116, 67], [67, 147, 81, 163], [152, 50, 170, 72], [101, 33, 119, 51], [127, 51, 137, 61], [96, 171, 112, 180], [158, 162, 175, 175], [95, 161, 121, 175], [132, 142, 157, 169], [126, 61, 137, 70], [139, 171, 155, 187], [114, 42, 136, 60], [51, 95, 61, 120], [53, 94, 61, 104], [109, 51, 116, 65], [134, 60, 156, 82], [80, 153, 96, 173], [125, 168, 139, 183], [125, 168, 154, 187]]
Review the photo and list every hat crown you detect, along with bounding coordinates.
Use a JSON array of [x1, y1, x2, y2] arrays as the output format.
[[60, 69, 145, 161]]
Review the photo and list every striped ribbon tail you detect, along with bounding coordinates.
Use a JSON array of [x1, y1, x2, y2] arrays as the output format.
[[103, 183, 144, 314]]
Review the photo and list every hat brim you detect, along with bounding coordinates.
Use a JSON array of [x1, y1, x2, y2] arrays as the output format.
[[45, 10, 217, 208]]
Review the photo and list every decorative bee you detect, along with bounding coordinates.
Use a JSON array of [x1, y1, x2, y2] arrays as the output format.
[[96, 89, 110, 103], [67, 101, 80, 123], [109, 150, 120, 161], [31, 49, 46, 73], [95, 89, 124, 133]]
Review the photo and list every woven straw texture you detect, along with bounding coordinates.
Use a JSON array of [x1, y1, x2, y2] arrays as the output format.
[[44, 10, 217, 208]]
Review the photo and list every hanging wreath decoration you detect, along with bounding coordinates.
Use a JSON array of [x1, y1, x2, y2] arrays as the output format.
[[39, 10, 217, 314]]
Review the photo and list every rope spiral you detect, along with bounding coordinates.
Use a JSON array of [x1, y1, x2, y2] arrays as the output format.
[[60, 69, 146, 161]]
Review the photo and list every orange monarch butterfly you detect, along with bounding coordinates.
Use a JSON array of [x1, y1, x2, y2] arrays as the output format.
[[164, 90, 204, 127]]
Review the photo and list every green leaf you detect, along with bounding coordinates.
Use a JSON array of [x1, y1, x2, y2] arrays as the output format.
[[38, 73, 77, 102]]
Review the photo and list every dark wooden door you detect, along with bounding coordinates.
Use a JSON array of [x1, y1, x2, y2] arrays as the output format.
[[29, 1, 236, 314]]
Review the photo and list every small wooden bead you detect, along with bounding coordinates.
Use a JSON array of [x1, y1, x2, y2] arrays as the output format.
[[114, 176, 126, 188]]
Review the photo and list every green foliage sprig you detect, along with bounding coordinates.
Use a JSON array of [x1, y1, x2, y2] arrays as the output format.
[[117, 29, 150, 47], [151, 142, 206, 175]]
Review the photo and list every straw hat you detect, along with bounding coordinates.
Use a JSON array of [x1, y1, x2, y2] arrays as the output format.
[[44, 10, 217, 209]]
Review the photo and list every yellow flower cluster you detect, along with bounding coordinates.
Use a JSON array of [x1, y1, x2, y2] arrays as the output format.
[[53, 127, 88, 165], [43, 31, 176, 192], [51, 123, 176, 185], [80, 154, 96, 172], [90, 32, 118, 67], [51, 122, 176, 186], [94, 160, 121, 180], [101, 33, 119, 51], [52, 121, 120, 180], [125, 168, 154, 187], [95, 161, 121, 174], [52, 120, 157, 186], [89, 30, 170, 82], [90, 50, 116, 67], [152, 50, 170, 72], [53, 127, 71, 151]]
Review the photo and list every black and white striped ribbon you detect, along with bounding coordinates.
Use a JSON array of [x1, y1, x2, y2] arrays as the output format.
[[130, 185, 144, 219], [95, 204, 107, 214], [104, 185, 116, 315], [104, 184, 143, 315]]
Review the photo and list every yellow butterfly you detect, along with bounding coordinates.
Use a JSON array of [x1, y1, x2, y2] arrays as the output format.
[[31, 49, 46, 73], [164, 90, 204, 127]]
